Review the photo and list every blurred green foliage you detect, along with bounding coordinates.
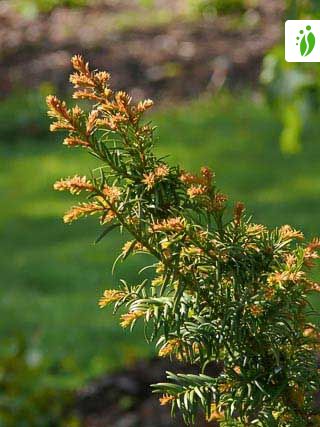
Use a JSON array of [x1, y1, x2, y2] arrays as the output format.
[[14, 0, 248, 19], [0, 336, 80, 427], [189, 0, 247, 16], [14, 0, 87, 15], [260, 0, 320, 154], [0, 86, 50, 141], [138, 0, 248, 17], [260, 47, 320, 154]]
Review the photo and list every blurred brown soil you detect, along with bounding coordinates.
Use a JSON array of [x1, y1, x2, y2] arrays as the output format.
[[0, 0, 284, 102]]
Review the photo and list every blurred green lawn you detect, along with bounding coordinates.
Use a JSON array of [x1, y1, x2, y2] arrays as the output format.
[[1, 91, 320, 382]]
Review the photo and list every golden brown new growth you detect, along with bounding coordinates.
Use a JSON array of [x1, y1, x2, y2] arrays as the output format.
[[206, 404, 224, 422], [63, 137, 90, 148], [187, 185, 208, 198], [303, 247, 320, 268], [158, 338, 182, 358], [180, 166, 214, 187], [63, 202, 103, 224], [120, 311, 145, 328], [47, 95, 77, 132], [48, 55, 157, 233], [54, 175, 94, 195], [267, 270, 306, 286], [141, 172, 156, 191], [307, 237, 320, 251], [159, 394, 175, 406], [86, 110, 99, 136], [279, 224, 304, 241], [246, 223, 267, 236], [142, 164, 170, 190], [180, 166, 229, 214], [151, 217, 186, 233], [98, 290, 126, 308], [210, 192, 228, 211], [69, 55, 153, 130], [70, 55, 110, 92], [48, 54, 154, 152], [122, 240, 145, 255], [46, 95, 71, 121], [181, 167, 213, 198], [233, 201, 245, 226], [284, 253, 296, 268], [102, 185, 121, 203], [248, 304, 264, 317]]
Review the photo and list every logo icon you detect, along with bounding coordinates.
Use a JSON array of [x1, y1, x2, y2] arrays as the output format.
[[285, 20, 320, 62], [296, 25, 315, 57]]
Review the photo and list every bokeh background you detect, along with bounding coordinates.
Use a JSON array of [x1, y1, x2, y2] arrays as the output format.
[[1, 0, 320, 426]]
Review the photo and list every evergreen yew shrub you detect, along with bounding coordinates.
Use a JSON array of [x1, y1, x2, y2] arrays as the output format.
[[48, 55, 320, 426]]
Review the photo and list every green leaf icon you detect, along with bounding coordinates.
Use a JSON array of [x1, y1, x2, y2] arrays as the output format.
[[300, 31, 316, 57]]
